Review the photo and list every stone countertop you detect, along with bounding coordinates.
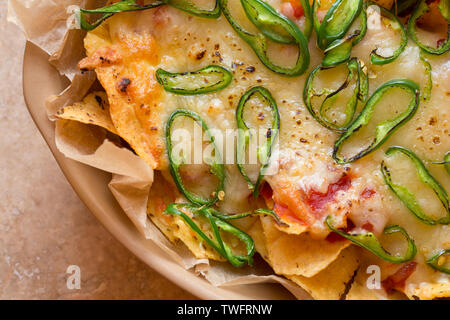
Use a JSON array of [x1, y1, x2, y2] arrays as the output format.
[[0, 2, 196, 300]]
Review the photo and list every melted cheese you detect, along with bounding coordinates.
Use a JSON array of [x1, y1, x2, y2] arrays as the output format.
[[81, 0, 449, 298]]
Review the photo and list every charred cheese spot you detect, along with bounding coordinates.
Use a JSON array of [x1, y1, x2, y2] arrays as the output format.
[[117, 77, 131, 93], [78, 47, 122, 71]]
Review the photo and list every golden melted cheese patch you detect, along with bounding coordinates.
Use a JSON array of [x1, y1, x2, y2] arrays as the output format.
[[82, 14, 164, 168]]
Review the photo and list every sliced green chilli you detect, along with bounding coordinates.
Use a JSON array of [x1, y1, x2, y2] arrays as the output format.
[[253, 208, 288, 226], [325, 216, 417, 263], [165, 109, 225, 206], [315, 0, 363, 50], [320, 59, 366, 128], [381, 146, 450, 225], [220, 0, 310, 76], [333, 79, 420, 164], [241, 0, 313, 43], [78, 0, 221, 31], [300, 0, 314, 40], [164, 203, 254, 267], [236, 87, 280, 198], [352, 7, 368, 46], [419, 51, 432, 101], [207, 208, 254, 220], [427, 249, 450, 274], [304, 58, 367, 131], [408, 0, 450, 55], [322, 30, 361, 67], [439, 0, 450, 21], [207, 207, 285, 225], [322, 8, 367, 67], [241, 0, 296, 44], [365, 1, 407, 65], [312, 0, 321, 37], [78, 0, 165, 31], [445, 152, 450, 174], [156, 65, 233, 95], [443, 152, 450, 175], [167, 0, 221, 18], [357, 60, 369, 102], [432, 152, 450, 175]]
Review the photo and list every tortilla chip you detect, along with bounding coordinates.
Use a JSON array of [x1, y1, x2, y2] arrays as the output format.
[[82, 15, 164, 169], [246, 217, 270, 262], [261, 216, 350, 277], [346, 263, 408, 300], [275, 223, 308, 235], [55, 119, 107, 155], [354, 258, 450, 300], [147, 172, 224, 261], [345, 269, 384, 300], [346, 263, 450, 300], [407, 282, 450, 300], [56, 92, 118, 134], [288, 245, 360, 300], [254, 217, 359, 299]]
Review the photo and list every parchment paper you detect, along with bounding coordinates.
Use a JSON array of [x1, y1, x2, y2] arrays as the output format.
[[8, 0, 311, 299]]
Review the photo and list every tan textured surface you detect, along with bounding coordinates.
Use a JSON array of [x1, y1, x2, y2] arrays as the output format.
[[0, 3, 196, 300]]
